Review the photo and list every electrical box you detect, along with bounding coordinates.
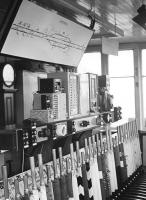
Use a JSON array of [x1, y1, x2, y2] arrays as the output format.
[[48, 121, 67, 139], [23, 119, 51, 148], [0, 129, 23, 151], [23, 119, 37, 147], [39, 78, 62, 93], [98, 75, 110, 89], [79, 73, 98, 115], [114, 107, 122, 122], [31, 93, 67, 122], [79, 73, 90, 116], [33, 93, 51, 110], [47, 72, 80, 119], [87, 73, 98, 114], [67, 115, 98, 134]]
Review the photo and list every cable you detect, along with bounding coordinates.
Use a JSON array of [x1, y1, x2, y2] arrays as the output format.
[[40, 143, 44, 154], [21, 148, 25, 174], [88, 0, 96, 30]]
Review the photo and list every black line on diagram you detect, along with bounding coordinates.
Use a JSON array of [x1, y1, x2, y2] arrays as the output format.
[[11, 22, 86, 51]]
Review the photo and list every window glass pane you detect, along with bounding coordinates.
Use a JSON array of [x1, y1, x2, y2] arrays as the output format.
[[142, 49, 146, 76], [143, 78, 146, 117], [142, 50, 146, 118], [77, 52, 101, 75], [109, 50, 134, 77], [110, 77, 135, 120]]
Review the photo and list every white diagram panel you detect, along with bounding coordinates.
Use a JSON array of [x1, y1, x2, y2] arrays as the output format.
[[1, 0, 93, 67]]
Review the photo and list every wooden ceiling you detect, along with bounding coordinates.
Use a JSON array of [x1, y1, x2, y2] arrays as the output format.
[[39, 0, 146, 44], [0, 0, 146, 47], [92, 0, 146, 44]]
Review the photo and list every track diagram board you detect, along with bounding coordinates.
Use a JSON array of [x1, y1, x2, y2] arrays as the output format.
[[1, 0, 93, 67]]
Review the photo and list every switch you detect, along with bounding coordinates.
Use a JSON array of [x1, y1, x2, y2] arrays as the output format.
[[38, 128, 50, 137], [72, 121, 75, 126], [80, 120, 90, 127]]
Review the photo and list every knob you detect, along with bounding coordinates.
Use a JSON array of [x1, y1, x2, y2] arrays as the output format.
[[72, 128, 76, 133], [24, 141, 29, 146], [72, 121, 75, 126], [32, 137, 37, 143], [23, 133, 28, 138], [38, 131, 43, 137], [80, 120, 90, 127], [32, 130, 37, 136]]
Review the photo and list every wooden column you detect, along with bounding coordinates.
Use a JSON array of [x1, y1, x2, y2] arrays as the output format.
[[134, 48, 144, 130], [101, 53, 109, 75]]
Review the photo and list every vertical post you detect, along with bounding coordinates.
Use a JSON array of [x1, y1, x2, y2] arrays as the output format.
[[134, 48, 144, 129], [101, 53, 109, 75]]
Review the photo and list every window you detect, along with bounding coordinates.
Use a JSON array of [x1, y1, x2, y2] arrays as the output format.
[[77, 52, 101, 75], [142, 49, 146, 118], [142, 49, 146, 76], [109, 50, 135, 120]]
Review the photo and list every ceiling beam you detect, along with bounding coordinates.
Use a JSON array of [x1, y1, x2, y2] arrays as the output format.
[[53, 0, 124, 36]]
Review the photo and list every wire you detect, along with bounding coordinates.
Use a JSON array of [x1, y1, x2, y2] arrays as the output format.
[[40, 143, 44, 154], [21, 148, 25, 174], [88, 0, 96, 30]]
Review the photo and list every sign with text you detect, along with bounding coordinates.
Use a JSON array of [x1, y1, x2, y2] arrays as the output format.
[[1, 0, 93, 67], [102, 37, 119, 56]]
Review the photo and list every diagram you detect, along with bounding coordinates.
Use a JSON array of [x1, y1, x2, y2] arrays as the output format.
[[12, 22, 86, 51]]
